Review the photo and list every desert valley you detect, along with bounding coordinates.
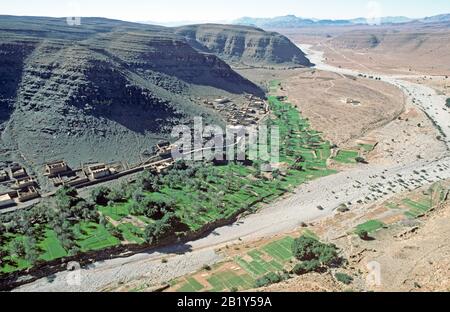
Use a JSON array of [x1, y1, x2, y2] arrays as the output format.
[[0, 3, 450, 295]]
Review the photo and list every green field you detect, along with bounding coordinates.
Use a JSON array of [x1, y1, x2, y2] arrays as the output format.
[[177, 277, 205, 292], [109, 95, 337, 232], [383, 183, 447, 219], [73, 222, 121, 252], [207, 271, 255, 292], [1, 228, 70, 274], [174, 236, 295, 292], [0, 235, 32, 274], [386, 202, 401, 210], [334, 150, 359, 163], [355, 220, 385, 233], [403, 198, 432, 218], [1, 84, 338, 275], [98, 203, 132, 221], [38, 229, 68, 261], [117, 223, 145, 244]]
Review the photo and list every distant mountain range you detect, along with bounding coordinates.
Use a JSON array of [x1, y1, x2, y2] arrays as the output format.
[[233, 14, 450, 28]]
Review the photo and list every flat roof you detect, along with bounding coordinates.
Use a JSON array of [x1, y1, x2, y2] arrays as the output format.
[[0, 194, 12, 201]]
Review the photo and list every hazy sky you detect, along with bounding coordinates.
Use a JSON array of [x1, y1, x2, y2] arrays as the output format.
[[1, 0, 450, 23]]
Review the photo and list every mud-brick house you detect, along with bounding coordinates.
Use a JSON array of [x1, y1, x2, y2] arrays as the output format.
[[10, 164, 27, 179], [0, 170, 9, 182], [87, 164, 111, 180], [13, 176, 36, 190], [17, 186, 39, 202], [0, 193, 15, 209], [44, 160, 70, 177]]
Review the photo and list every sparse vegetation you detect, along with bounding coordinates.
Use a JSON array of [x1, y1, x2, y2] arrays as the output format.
[[335, 272, 353, 285], [355, 157, 368, 164], [255, 271, 289, 288], [355, 229, 370, 240]]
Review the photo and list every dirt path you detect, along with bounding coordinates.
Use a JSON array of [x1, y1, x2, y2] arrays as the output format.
[[14, 44, 450, 292]]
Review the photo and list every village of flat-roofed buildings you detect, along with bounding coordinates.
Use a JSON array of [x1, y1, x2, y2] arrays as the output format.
[[0, 94, 268, 212]]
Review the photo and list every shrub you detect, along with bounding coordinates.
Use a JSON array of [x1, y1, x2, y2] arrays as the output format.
[[337, 204, 349, 213], [335, 273, 353, 285], [107, 188, 125, 203], [292, 260, 321, 275], [56, 186, 80, 209], [254, 272, 286, 288], [144, 213, 187, 244], [202, 264, 212, 271], [355, 157, 368, 164], [292, 235, 340, 267], [110, 227, 124, 241], [90, 186, 111, 206], [355, 229, 371, 240]]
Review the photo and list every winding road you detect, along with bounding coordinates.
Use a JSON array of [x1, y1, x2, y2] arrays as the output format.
[[15, 44, 450, 292]]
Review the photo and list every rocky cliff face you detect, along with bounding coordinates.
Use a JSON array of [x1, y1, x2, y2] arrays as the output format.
[[0, 42, 35, 130], [0, 16, 269, 168], [175, 24, 312, 67], [0, 16, 308, 170]]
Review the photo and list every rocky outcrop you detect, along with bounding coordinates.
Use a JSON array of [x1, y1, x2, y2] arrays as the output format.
[[175, 24, 312, 68]]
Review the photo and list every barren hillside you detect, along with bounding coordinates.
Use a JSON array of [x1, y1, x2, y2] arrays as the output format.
[[0, 16, 309, 172]]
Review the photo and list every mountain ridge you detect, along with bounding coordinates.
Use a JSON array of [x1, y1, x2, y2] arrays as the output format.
[[0, 15, 309, 172], [233, 13, 450, 28], [175, 23, 312, 68]]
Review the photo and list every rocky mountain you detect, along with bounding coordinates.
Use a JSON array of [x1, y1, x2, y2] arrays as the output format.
[[234, 15, 316, 28], [0, 16, 305, 170], [233, 15, 422, 28], [349, 16, 413, 25], [175, 24, 312, 67], [419, 14, 450, 24]]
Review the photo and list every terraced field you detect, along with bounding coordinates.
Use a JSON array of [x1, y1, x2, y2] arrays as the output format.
[[38, 229, 68, 261], [97, 94, 336, 238], [95, 92, 336, 241], [1, 84, 337, 276], [73, 222, 121, 252], [334, 150, 359, 164], [384, 182, 448, 219], [358, 144, 375, 152], [171, 236, 296, 292], [355, 220, 385, 234], [353, 182, 449, 239]]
